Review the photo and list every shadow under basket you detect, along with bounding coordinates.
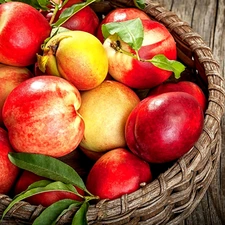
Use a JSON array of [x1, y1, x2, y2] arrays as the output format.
[[1, 0, 225, 224]]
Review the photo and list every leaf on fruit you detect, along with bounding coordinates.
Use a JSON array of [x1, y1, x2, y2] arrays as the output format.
[[1, 180, 81, 220], [148, 54, 186, 79], [52, 0, 97, 28], [102, 18, 144, 51], [133, 0, 146, 9], [8, 152, 88, 193], [72, 201, 89, 225], [33, 199, 82, 225]]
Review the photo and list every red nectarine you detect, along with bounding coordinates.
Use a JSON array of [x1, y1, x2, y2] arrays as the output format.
[[148, 81, 207, 111], [2, 76, 84, 158], [86, 148, 152, 200], [125, 92, 204, 163], [0, 127, 20, 194], [0, 2, 51, 66], [103, 19, 177, 89]]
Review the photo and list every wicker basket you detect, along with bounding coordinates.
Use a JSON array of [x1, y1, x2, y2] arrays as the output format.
[[1, 0, 225, 224]]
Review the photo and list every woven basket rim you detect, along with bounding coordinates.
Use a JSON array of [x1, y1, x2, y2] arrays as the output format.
[[1, 0, 225, 224]]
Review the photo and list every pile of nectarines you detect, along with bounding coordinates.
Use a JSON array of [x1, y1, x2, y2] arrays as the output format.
[[0, 0, 206, 208]]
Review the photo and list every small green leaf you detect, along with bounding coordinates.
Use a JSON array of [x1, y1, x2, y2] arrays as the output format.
[[1, 181, 80, 220], [24, 180, 52, 191], [0, 0, 8, 3], [33, 199, 82, 225], [50, 26, 71, 38], [8, 152, 87, 192], [54, 202, 82, 224], [102, 18, 144, 51], [52, 0, 97, 28], [133, 0, 145, 9], [72, 201, 89, 225], [8, 0, 50, 10], [148, 54, 186, 79]]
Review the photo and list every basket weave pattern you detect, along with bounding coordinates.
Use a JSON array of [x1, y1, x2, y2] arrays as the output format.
[[1, 0, 225, 224]]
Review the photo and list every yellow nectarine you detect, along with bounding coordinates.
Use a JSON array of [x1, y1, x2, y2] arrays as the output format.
[[78, 80, 140, 155]]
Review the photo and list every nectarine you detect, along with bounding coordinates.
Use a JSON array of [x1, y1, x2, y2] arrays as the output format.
[[2, 76, 84, 158], [125, 92, 204, 163], [0, 2, 51, 66], [86, 148, 152, 200], [38, 31, 109, 90], [0, 127, 20, 194], [78, 80, 140, 154], [0, 65, 32, 125], [103, 19, 177, 89]]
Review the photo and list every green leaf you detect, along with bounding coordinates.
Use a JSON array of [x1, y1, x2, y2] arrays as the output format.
[[1, 180, 80, 220], [50, 26, 71, 38], [8, 152, 87, 192], [52, 0, 97, 28], [148, 54, 186, 79], [72, 201, 89, 225], [24, 180, 53, 191], [33, 199, 82, 225], [7, 0, 51, 10], [54, 202, 82, 224], [133, 0, 145, 9], [102, 18, 144, 51]]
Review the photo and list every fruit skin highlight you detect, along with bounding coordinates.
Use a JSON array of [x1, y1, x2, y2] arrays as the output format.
[[0, 2, 51, 66], [86, 148, 152, 200], [2, 75, 84, 158], [125, 92, 204, 164], [38, 31, 109, 91]]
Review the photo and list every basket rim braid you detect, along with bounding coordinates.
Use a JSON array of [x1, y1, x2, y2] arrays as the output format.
[[1, 0, 225, 224]]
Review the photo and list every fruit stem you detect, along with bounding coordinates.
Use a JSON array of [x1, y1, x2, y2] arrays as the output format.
[[110, 41, 138, 59], [48, 0, 69, 26]]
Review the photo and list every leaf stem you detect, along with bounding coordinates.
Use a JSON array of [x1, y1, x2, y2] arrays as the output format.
[[110, 41, 185, 78], [84, 195, 100, 202], [110, 41, 138, 59], [49, 3, 59, 26]]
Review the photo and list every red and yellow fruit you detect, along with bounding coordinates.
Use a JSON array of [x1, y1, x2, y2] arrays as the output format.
[[78, 80, 140, 155], [103, 19, 177, 89], [2, 76, 84, 158], [0, 64, 33, 125], [0, 2, 51, 66], [38, 31, 109, 91]]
